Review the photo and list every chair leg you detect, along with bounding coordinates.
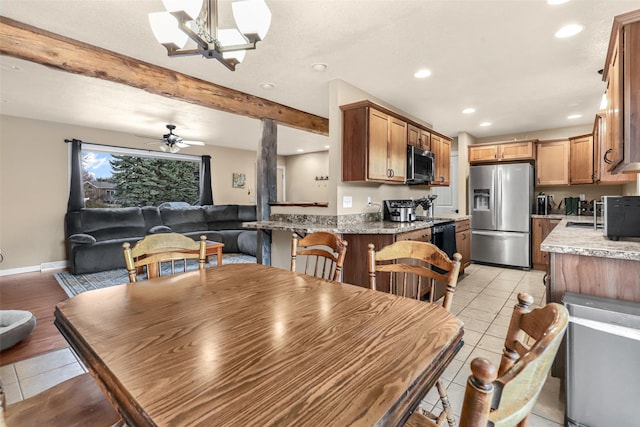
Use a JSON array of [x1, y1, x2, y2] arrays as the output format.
[[436, 379, 456, 427]]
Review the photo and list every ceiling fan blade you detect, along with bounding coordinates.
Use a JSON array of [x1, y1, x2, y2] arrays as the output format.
[[181, 140, 205, 146], [175, 142, 189, 148]]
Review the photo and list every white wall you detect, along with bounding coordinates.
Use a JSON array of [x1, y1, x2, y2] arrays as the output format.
[[284, 151, 329, 202]]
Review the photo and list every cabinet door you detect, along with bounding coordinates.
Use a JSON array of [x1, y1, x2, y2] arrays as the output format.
[[499, 142, 535, 161], [469, 145, 498, 163], [532, 218, 560, 270], [388, 116, 407, 182], [593, 113, 635, 183], [536, 141, 569, 186], [368, 109, 391, 181], [455, 227, 471, 270], [605, 34, 623, 170], [419, 129, 431, 150], [432, 134, 450, 186], [408, 124, 420, 147], [570, 135, 594, 184]]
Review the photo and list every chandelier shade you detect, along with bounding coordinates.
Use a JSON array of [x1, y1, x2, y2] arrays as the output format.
[[148, 0, 271, 71]]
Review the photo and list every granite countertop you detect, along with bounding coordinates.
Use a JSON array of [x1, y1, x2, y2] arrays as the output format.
[[541, 217, 640, 261], [243, 218, 456, 235]]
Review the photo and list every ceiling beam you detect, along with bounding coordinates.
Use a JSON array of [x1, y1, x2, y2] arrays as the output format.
[[0, 17, 329, 136]]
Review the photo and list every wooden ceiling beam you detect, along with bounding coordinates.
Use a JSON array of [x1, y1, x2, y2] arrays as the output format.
[[0, 17, 329, 136]]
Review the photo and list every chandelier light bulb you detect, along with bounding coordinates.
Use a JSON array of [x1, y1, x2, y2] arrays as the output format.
[[232, 0, 272, 40], [218, 29, 248, 63], [162, 0, 203, 20], [149, 12, 189, 49]]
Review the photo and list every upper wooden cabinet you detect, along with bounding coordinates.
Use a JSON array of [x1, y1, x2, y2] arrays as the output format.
[[592, 113, 636, 184], [408, 124, 431, 150], [431, 133, 451, 186], [342, 102, 407, 183], [536, 140, 570, 186], [569, 134, 594, 184], [602, 10, 640, 173], [468, 141, 536, 164]]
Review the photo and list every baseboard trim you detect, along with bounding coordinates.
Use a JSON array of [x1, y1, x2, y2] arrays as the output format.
[[0, 261, 69, 276]]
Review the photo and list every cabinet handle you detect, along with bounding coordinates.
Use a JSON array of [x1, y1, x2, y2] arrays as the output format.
[[604, 148, 613, 164], [390, 169, 395, 177], [439, 176, 444, 182], [501, 153, 505, 159], [462, 234, 467, 240], [494, 154, 497, 159]]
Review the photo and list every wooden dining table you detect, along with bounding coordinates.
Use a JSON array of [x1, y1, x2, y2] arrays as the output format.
[[54, 263, 464, 427]]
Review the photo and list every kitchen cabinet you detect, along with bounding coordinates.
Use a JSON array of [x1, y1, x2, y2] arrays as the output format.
[[408, 124, 431, 150], [468, 141, 536, 164], [532, 218, 560, 271], [592, 113, 636, 184], [454, 219, 471, 273], [341, 102, 407, 183], [342, 227, 432, 295], [569, 134, 594, 184], [602, 10, 640, 173], [431, 133, 451, 186], [536, 140, 570, 186]]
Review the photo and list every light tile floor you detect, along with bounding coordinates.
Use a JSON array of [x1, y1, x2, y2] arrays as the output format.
[[419, 263, 565, 426], [1, 263, 564, 425]]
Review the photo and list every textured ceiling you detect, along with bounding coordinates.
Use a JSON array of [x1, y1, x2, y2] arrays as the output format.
[[1, 0, 638, 155]]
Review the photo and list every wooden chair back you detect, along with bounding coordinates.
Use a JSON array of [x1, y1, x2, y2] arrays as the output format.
[[408, 293, 569, 427], [463, 293, 569, 427], [123, 233, 207, 283], [1, 373, 121, 427], [367, 240, 462, 309], [291, 232, 348, 282]]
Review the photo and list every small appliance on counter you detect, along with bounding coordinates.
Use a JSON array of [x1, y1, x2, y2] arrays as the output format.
[[603, 196, 640, 240], [384, 200, 416, 222], [536, 193, 550, 215], [564, 197, 580, 215]]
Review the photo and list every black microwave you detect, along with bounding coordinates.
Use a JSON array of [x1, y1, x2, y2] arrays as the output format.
[[406, 145, 434, 184]]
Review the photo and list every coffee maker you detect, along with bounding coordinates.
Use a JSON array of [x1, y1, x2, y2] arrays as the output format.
[[537, 193, 549, 215]]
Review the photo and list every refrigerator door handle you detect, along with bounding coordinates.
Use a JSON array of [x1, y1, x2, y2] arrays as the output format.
[[495, 166, 502, 230]]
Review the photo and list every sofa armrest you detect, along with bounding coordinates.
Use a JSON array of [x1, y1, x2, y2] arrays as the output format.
[[149, 225, 172, 234], [68, 233, 97, 245]]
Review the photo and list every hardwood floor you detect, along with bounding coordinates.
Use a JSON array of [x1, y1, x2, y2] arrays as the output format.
[[0, 270, 69, 366]]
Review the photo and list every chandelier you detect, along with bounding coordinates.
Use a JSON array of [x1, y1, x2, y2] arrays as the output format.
[[148, 0, 271, 71]]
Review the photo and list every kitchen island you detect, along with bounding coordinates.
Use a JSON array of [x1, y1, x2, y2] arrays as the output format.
[[244, 216, 468, 291], [541, 216, 640, 304]]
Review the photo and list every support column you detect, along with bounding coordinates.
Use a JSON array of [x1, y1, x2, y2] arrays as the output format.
[[256, 119, 277, 265]]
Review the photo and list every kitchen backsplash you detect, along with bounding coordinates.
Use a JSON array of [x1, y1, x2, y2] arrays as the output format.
[[535, 185, 625, 214]]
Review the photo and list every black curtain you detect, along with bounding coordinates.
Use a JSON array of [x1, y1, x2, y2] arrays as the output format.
[[67, 139, 85, 212], [198, 155, 213, 205]]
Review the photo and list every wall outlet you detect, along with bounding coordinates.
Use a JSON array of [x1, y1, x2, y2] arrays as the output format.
[[548, 194, 554, 203], [367, 197, 372, 207], [343, 196, 353, 208]]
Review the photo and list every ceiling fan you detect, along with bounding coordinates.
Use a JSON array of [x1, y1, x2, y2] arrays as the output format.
[[150, 124, 205, 153]]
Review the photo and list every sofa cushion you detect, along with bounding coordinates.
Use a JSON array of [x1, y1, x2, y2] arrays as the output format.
[[203, 205, 239, 222], [237, 205, 257, 221], [160, 207, 207, 233], [80, 208, 147, 241], [237, 230, 257, 256], [68, 233, 97, 244]]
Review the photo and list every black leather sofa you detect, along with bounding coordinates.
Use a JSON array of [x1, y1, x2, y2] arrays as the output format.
[[65, 205, 257, 274]]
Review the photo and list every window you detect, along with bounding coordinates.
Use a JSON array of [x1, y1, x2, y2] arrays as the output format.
[[81, 144, 200, 208]]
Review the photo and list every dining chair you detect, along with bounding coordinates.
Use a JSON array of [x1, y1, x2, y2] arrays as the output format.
[[123, 233, 207, 283], [368, 240, 462, 426], [406, 293, 569, 427], [291, 231, 348, 281], [1, 373, 122, 427]]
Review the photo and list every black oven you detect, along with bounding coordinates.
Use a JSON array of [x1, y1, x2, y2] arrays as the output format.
[[406, 145, 434, 184]]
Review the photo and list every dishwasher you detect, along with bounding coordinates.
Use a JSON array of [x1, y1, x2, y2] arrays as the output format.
[[563, 292, 640, 427]]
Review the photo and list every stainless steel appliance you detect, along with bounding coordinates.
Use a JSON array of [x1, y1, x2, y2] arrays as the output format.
[[383, 200, 415, 222], [536, 193, 549, 215], [563, 292, 640, 427], [603, 195, 640, 240], [469, 163, 533, 268], [406, 145, 434, 184]]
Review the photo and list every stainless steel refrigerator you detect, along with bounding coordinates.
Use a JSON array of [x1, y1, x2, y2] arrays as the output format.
[[469, 163, 533, 268]]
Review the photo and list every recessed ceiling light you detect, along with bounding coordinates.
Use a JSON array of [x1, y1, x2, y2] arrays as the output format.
[[259, 82, 275, 90], [547, 0, 570, 5], [555, 24, 583, 38], [311, 63, 327, 72], [480, 122, 492, 127], [462, 108, 476, 114], [567, 114, 582, 119], [0, 64, 21, 72], [414, 69, 432, 79], [324, 145, 330, 149], [296, 149, 304, 153]]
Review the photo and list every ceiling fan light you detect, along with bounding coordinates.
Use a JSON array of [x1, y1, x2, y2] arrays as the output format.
[[162, 0, 203, 20], [170, 146, 180, 153], [218, 29, 247, 62], [232, 0, 271, 40], [160, 144, 168, 152], [149, 12, 189, 48]]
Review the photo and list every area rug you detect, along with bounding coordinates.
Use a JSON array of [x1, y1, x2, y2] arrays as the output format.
[[53, 253, 256, 298]]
